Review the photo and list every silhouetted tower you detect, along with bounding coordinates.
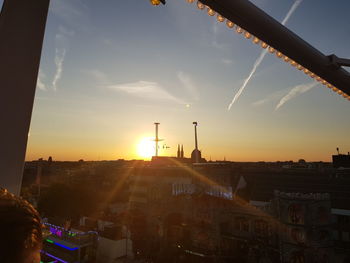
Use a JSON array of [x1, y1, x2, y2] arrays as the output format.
[[181, 145, 184, 158], [154, 123, 160, 156], [177, 144, 181, 158], [191, 122, 201, 163]]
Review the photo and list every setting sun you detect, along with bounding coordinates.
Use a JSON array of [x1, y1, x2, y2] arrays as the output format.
[[137, 137, 155, 159]]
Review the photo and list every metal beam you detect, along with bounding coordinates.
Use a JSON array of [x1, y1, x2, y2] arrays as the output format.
[[199, 0, 350, 97], [0, 0, 50, 195]]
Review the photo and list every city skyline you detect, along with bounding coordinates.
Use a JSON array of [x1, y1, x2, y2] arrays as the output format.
[[7, 0, 349, 162]]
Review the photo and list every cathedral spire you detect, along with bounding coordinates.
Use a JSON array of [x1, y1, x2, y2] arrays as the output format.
[[177, 144, 180, 158], [181, 144, 184, 158]]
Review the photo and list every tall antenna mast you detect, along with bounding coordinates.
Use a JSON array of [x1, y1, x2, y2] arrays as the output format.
[[193, 122, 199, 163], [154, 122, 162, 157]]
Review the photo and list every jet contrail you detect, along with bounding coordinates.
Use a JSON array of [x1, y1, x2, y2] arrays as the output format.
[[228, 0, 303, 110], [275, 81, 318, 110], [281, 0, 303, 25]]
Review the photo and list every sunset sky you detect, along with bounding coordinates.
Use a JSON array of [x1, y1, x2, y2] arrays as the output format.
[[6, 0, 349, 162]]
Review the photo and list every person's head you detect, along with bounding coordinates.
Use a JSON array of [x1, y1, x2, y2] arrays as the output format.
[[0, 188, 42, 263]]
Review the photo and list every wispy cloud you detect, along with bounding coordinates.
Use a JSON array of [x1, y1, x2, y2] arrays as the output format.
[[107, 81, 187, 105], [85, 69, 109, 85], [252, 89, 288, 107], [37, 71, 47, 91], [177, 71, 199, 101], [227, 0, 303, 110], [211, 20, 226, 50], [221, 59, 233, 65], [52, 49, 66, 91], [52, 26, 73, 91], [275, 81, 318, 110], [50, 0, 90, 31]]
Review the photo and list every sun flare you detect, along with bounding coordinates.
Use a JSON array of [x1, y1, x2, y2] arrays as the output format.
[[137, 137, 155, 159]]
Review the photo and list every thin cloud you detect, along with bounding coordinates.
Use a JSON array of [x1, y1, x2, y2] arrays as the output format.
[[227, 0, 303, 110], [275, 81, 318, 110], [107, 81, 187, 105], [211, 21, 226, 50], [52, 26, 73, 91], [221, 59, 233, 65], [37, 71, 47, 91], [252, 89, 288, 107], [50, 0, 90, 31], [52, 48, 66, 91], [85, 69, 109, 85], [177, 71, 199, 101]]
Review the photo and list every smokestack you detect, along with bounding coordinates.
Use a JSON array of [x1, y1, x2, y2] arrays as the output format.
[[193, 122, 199, 163]]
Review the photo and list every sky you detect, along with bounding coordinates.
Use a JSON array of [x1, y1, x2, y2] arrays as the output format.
[[4, 0, 349, 162]]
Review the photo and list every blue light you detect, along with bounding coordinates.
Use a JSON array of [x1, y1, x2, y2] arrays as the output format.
[[45, 239, 79, 251], [41, 251, 68, 263]]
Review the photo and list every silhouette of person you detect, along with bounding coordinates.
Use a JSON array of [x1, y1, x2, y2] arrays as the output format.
[[0, 188, 42, 263]]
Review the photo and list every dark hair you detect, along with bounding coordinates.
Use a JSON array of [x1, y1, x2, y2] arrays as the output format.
[[0, 188, 42, 262]]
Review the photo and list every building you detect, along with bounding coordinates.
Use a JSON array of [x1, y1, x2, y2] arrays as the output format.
[[41, 222, 98, 263], [333, 154, 350, 168]]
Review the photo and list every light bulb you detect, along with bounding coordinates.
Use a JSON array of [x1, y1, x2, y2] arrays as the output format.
[[303, 68, 309, 74], [226, 20, 234, 28], [309, 72, 315, 78], [244, 32, 251, 39], [337, 90, 343, 95], [296, 64, 303, 70], [150, 0, 161, 5], [290, 60, 297, 67], [326, 83, 333, 89], [276, 52, 283, 58], [207, 8, 216, 16], [197, 1, 205, 10], [342, 93, 348, 98], [316, 76, 322, 82], [268, 47, 275, 54], [217, 14, 225, 22], [283, 56, 290, 62], [236, 27, 243, 34], [260, 42, 268, 49], [332, 87, 338, 92], [187, 0, 195, 3], [253, 37, 260, 44], [321, 80, 327, 85]]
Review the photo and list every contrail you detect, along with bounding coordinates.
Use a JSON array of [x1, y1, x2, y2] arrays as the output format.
[[52, 48, 66, 91], [228, 0, 303, 110], [281, 0, 303, 25], [275, 81, 318, 110]]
